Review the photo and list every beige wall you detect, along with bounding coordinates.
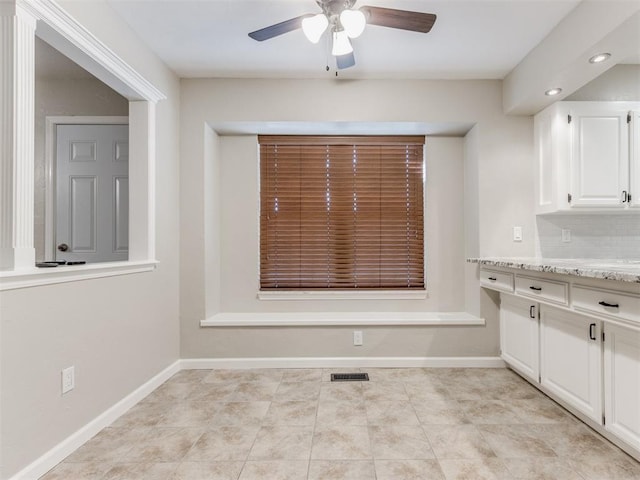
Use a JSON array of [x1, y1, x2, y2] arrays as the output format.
[[0, 2, 181, 478], [179, 78, 535, 359], [218, 135, 465, 314]]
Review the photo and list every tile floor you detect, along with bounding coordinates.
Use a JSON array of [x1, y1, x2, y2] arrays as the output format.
[[41, 367, 640, 480]]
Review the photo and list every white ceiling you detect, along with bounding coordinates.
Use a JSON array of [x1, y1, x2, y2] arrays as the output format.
[[106, 0, 582, 79]]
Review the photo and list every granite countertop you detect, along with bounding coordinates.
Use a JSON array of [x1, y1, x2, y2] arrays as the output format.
[[467, 257, 640, 284]]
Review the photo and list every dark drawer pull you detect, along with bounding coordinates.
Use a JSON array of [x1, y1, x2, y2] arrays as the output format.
[[589, 323, 596, 341], [488, 277, 497, 281], [529, 286, 542, 291], [529, 305, 536, 319], [598, 301, 619, 308]]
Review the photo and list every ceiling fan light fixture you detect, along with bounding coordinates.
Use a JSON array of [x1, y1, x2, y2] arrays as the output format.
[[302, 13, 329, 43], [340, 9, 366, 38], [332, 29, 353, 56]]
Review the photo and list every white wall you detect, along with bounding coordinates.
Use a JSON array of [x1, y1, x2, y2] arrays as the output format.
[[179, 78, 535, 359], [0, 2, 181, 478]]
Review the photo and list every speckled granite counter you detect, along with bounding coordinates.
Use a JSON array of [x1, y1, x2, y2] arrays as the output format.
[[467, 257, 640, 284]]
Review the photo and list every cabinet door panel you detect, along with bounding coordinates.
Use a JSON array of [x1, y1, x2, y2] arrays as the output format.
[[540, 306, 602, 423], [571, 110, 629, 207], [500, 295, 539, 382], [604, 323, 640, 450]]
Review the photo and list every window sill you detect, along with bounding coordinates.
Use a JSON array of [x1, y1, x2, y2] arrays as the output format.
[[0, 260, 158, 291], [200, 312, 484, 327], [257, 290, 428, 301]]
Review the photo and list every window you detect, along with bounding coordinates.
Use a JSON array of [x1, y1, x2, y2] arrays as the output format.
[[259, 135, 425, 290]]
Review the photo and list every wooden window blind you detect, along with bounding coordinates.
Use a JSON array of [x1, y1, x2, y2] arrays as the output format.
[[259, 135, 425, 290]]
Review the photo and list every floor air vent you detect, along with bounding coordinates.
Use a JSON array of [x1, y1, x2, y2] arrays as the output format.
[[330, 373, 369, 382]]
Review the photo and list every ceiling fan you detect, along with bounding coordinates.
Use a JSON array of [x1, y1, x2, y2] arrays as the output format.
[[248, 0, 437, 70]]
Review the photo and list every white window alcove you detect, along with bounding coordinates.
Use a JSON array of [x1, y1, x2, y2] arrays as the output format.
[[0, 0, 165, 290]]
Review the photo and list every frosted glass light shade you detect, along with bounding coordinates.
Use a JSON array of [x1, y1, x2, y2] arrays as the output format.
[[332, 30, 353, 56], [302, 14, 328, 43], [340, 9, 366, 38]]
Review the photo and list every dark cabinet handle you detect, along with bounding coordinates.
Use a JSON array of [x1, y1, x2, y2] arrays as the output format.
[[529, 305, 536, 319], [622, 191, 628, 203], [589, 323, 596, 341], [529, 286, 542, 291], [488, 277, 497, 281], [598, 301, 619, 308]]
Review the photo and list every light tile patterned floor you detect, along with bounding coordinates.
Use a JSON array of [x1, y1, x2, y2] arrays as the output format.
[[41, 368, 640, 480]]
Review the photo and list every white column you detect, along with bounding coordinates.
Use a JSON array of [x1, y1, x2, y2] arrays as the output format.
[[0, 2, 36, 270], [128, 100, 155, 262]]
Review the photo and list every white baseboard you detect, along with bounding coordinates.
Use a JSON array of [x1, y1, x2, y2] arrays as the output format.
[[9, 360, 181, 480], [180, 356, 505, 369]]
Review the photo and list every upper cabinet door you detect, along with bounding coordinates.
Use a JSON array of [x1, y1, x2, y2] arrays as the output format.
[[630, 111, 640, 209], [570, 105, 629, 208]]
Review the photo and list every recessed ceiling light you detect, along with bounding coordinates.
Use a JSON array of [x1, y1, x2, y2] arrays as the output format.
[[589, 53, 611, 64], [545, 88, 562, 96]]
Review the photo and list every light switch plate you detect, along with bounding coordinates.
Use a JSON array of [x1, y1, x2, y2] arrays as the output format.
[[513, 226, 523, 242]]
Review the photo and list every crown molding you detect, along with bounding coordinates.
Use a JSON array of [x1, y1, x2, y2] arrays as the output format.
[[17, 0, 166, 103]]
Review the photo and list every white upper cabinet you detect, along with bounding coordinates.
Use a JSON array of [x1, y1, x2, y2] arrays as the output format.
[[534, 103, 570, 214], [534, 102, 639, 213], [570, 105, 629, 208]]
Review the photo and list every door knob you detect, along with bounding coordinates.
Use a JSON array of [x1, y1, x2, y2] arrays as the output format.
[[57, 243, 69, 252]]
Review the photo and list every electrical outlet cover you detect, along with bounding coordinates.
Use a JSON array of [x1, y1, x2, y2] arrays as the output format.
[[62, 366, 75, 394]]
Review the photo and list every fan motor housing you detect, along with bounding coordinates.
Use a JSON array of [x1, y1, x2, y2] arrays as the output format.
[[318, 0, 357, 18]]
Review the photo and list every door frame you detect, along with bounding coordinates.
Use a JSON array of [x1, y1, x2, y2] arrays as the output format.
[[44, 116, 129, 261]]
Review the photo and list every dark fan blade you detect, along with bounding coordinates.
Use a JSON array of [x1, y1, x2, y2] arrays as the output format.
[[360, 6, 436, 33], [336, 52, 356, 69], [248, 15, 308, 41]]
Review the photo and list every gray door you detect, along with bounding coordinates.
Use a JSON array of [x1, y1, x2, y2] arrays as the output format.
[[55, 124, 129, 263]]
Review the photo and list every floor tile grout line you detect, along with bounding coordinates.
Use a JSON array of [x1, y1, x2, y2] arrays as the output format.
[[306, 369, 323, 479]]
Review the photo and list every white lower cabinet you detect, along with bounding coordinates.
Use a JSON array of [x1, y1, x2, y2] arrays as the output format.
[[500, 295, 540, 382], [539, 305, 602, 423], [604, 323, 640, 450], [491, 273, 640, 458]]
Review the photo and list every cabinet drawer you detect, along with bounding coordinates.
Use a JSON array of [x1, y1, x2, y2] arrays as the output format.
[[573, 285, 640, 323], [480, 268, 513, 293], [515, 275, 568, 306]]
